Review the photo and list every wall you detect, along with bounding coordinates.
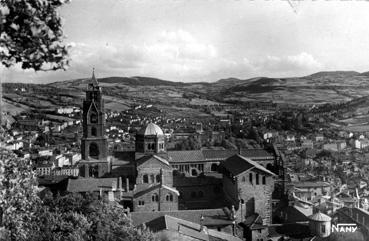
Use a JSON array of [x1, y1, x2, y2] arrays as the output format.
[[133, 187, 178, 212], [223, 169, 274, 225]]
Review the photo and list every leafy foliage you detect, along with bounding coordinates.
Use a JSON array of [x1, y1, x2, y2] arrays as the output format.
[[0, 148, 155, 241], [40, 191, 156, 241], [0, 149, 41, 241], [0, 0, 70, 70]]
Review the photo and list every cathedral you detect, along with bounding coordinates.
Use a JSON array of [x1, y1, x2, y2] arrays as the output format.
[[71, 71, 282, 239]]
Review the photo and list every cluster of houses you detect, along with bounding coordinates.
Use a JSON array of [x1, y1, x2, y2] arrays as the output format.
[[4, 72, 369, 240]]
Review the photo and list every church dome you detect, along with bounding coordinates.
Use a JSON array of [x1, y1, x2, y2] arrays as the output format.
[[138, 122, 164, 136]]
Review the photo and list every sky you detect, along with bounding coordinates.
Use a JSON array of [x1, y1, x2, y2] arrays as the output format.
[[4, 0, 369, 83]]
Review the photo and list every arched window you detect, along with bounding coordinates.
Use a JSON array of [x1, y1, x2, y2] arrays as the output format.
[[198, 191, 204, 198], [211, 163, 218, 172], [262, 176, 266, 185], [152, 193, 159, 202], [156, 174, 161, 183], [242, 176, 246, 182], [89, 142, 99, 159], [91, 127, 97, 136], [150, 174, 155, 183], [249, 173, 253, 184], [90, 112, 98, 123], [143, 174, 148, 183], [151, 143, 155, 150], [256, 173, 259, 185], [166, 193, 173, 202], [191, 169, 198, 176], [89, 165, 99, 178]]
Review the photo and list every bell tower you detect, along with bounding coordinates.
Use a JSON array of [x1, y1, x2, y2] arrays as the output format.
[[79, 69, 109, 177]]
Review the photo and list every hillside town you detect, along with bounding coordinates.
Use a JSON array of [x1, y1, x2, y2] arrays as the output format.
[[3, 1, 369, 240], [1, 71, 369, 240]]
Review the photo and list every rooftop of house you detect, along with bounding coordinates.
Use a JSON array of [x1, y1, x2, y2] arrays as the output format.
[[66, 177, 117, 192], [293, 181, 331, 188], [221, 154, 276, 176], [239, 148, 274, 159], [202, 149, 238, 161], [145, 215, 243, 241], [168, 150, 205, 163], [136, 154, 170, 167], [133, 184, 179, 198], [131, 208, 234, 228]]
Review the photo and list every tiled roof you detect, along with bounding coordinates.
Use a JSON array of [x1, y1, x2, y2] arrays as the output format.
[[66, 177, 116, 192], [135, 152, 168, 161], [145, 215, 242, 241], [131, 208, 233, 227], [136, 154, 170, 167], [239, 148, 274, 159], [162, 185, 180, 196], [221, 154, 276, 176], [202, 149, 238, 161], [168, 150, 205, 163]]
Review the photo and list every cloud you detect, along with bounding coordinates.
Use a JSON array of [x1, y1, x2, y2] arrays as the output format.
[[287, 52, 322, 69], [255, 52, 323, 74], [3, 34, 323, 83], [65, 30, 221, 81]]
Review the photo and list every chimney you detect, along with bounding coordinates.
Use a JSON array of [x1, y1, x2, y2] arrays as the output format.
[[112, 180, 117, 191], [126, 177, 130, 191], [200, 214, 205, 232], [231, 205, 237, 236], [118, 177, 122, 190]]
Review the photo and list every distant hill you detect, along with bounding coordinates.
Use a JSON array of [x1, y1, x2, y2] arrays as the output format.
[[98, 76, 186, 86], [222, 77, 282, 94], [43, 69, 369, 107], [307, 71, 360, 78], [358, 71, 369, 77]]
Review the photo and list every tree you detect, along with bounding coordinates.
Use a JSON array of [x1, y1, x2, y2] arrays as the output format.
[[40, 192, 156, 241], [0, 0, 70, 71], [0, 149, 41, 241]]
